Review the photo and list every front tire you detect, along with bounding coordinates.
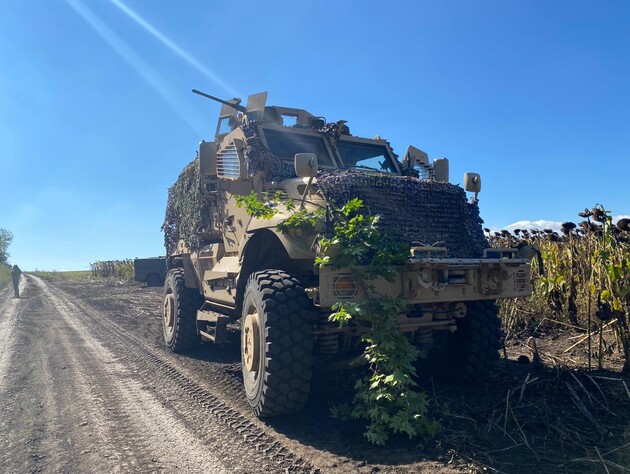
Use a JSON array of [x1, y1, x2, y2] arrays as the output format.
[[241, 270, 313, 417], [163, 269, 203, 353]]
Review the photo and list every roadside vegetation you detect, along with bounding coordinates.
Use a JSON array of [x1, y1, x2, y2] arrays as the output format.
[[90, 259, 134, 281], [0, 263, 10, 288], [491, 204, 630, 374], [0, 228, 13, 288]]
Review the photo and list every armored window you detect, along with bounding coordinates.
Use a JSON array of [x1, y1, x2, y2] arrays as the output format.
[[261, 128, 333, 167], [336, 140, 397, 173]]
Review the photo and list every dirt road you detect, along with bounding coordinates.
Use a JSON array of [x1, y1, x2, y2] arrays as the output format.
[[1, 275, 627, 474], [0, 275, 315, 473]]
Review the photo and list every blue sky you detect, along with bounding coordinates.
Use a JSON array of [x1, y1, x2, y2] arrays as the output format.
[[1, 0, 629, 270]]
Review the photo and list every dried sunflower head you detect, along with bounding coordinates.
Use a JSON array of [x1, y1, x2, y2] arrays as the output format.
[[578, 208, 593, 218], [579, 220, 597, 234], [617, 218, 630, 232], [561, 221, 577, 235], [592, 207, 606, 223]]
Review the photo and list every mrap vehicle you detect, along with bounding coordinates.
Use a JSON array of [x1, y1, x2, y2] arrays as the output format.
[[161, 90, 532, 417]]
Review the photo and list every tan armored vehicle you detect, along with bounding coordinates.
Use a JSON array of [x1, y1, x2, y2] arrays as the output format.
[[162, 90, 532, 417]]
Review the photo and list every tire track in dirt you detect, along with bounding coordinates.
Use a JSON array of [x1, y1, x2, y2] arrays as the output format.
[[0, 289, 20, 393], [0, 275, 230, 474], [35, 276, 315, 473], [0, 279, 26, 393]]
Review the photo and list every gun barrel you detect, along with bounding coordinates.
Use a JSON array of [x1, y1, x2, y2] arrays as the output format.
[[192, 89, 247, 113]]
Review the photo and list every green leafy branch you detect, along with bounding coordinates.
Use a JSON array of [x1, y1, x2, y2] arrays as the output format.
[[315, 198, 408, 281], [330, 296, 439, 445], [234, 190, 280, 219], [277, 208, 325, 234], [321, 199, 437, 444]]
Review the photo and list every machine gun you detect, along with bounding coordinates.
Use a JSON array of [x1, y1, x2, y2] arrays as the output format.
[[192, 88, 246, 113]]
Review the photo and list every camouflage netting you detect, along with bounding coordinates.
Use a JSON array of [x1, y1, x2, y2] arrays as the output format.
[[242, 121, 295, 179], [163, 122, 487, 259], [316, 171, 488, 258], [162, 157, 210, 256]]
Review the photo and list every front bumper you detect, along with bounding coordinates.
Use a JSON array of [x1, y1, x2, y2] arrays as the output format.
[[317, 255, 531, 308]]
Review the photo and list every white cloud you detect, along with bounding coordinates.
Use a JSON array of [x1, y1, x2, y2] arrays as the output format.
[[491, 215, 630, 234], [503, 220, 563, 233]]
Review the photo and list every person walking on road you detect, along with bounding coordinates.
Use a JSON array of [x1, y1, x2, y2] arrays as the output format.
[[11, 265, 22, 298]]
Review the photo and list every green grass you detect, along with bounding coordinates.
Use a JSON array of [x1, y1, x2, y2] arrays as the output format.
[[0, 263, 10, 289], [30, 270, 92, 281]]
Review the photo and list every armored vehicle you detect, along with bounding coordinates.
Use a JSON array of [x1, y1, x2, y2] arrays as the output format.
[[133, 257, 166, 287], [162, 91, 532, 417]]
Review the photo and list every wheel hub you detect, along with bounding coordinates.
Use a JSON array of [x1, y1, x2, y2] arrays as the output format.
[[242, 312, 260, 372], [164, 294, 175, 328]]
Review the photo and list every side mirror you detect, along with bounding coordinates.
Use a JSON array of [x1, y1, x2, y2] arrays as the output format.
[[463, 172, 482, 193], [433, 158, 450, 182], [199, 141, 217, 176], [294, 153, 318, 178]]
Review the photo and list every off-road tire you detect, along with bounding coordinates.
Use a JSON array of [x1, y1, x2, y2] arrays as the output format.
[[241, 270, 313, 417], [455, 300, 503, 379], [425, 300, 502, 380], [163, 269, 203, 353]]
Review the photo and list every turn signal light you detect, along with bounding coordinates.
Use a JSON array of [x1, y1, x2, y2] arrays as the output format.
[[332, 275, 358, 298]]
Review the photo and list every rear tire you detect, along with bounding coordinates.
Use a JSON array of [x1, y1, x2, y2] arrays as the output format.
[[456, 300, 503, 378], [163, 269, 203, 353], [241, 270, 313, 417], [424, 300, 503, 380]]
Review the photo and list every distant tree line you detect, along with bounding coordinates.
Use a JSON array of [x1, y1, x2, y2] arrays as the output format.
[[0, 228, 13, 264]]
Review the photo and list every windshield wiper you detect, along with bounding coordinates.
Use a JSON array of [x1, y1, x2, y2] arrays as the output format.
[[349, 164, 383, 172]]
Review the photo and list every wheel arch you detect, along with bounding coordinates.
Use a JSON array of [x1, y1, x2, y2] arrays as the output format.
[[235, 230, 294, 313]]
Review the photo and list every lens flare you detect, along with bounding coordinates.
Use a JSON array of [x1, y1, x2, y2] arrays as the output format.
[[109, 0, 238, 97], [64, 0, 206, 134]]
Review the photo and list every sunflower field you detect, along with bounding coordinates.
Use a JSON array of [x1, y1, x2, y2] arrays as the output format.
[[490, 205, 630, 374]]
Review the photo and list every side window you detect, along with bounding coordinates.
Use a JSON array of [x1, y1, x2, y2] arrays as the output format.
[[218, 116, 232, 135], [262, 128, 333, 167], [281, 114, 298, 127]]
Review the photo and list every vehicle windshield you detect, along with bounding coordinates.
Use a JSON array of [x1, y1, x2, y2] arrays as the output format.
[[261, 128, 334, 166], [335, 141, 397, 173]]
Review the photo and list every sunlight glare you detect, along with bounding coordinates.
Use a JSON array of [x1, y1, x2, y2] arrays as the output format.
[[109, 0, 239, 98], [64, 0, 206, 135]]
